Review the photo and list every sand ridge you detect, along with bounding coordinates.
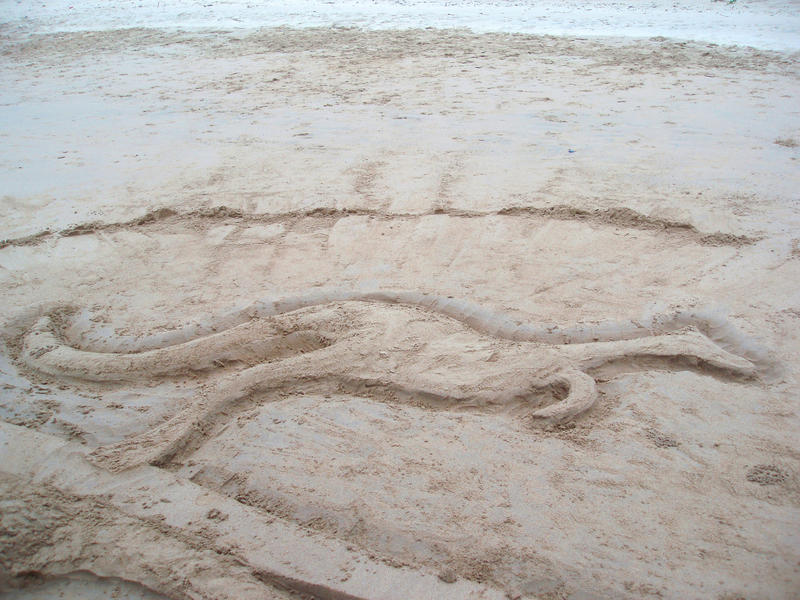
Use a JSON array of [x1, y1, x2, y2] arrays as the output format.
[[0, 204, 759, 251]]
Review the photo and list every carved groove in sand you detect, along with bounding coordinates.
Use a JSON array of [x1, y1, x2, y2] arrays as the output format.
[[21, 289, 760, 471]]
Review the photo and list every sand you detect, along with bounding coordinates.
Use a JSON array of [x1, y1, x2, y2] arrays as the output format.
[[0, 13, 799, 600]]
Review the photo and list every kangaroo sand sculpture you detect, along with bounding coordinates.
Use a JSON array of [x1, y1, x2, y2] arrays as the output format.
[[19, 289, 760, 472]]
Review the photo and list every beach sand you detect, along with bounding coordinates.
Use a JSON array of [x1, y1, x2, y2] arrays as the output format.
[[0, 21, 798, 600]]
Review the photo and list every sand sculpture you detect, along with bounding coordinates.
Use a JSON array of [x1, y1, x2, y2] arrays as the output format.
[[19, 289, 760, 473]]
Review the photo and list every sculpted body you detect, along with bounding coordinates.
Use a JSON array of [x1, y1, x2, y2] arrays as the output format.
[[20, 290, 758, 471]]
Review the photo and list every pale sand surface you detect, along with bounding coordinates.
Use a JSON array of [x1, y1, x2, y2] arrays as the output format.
[[1, 22, 799, 600]]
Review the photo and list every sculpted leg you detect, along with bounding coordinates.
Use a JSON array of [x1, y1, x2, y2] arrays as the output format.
[[89, 346, 347, 471]]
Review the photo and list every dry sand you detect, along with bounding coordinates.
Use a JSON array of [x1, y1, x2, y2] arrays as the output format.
[[0, 24, 799, 600]]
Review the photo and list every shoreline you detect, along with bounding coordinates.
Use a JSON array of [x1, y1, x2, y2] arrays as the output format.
[[3, 0, 800, 52], [5, 23, 800, 57]]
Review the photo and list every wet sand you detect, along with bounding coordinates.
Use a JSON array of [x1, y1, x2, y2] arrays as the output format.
[[0, 24, 799, 600]]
